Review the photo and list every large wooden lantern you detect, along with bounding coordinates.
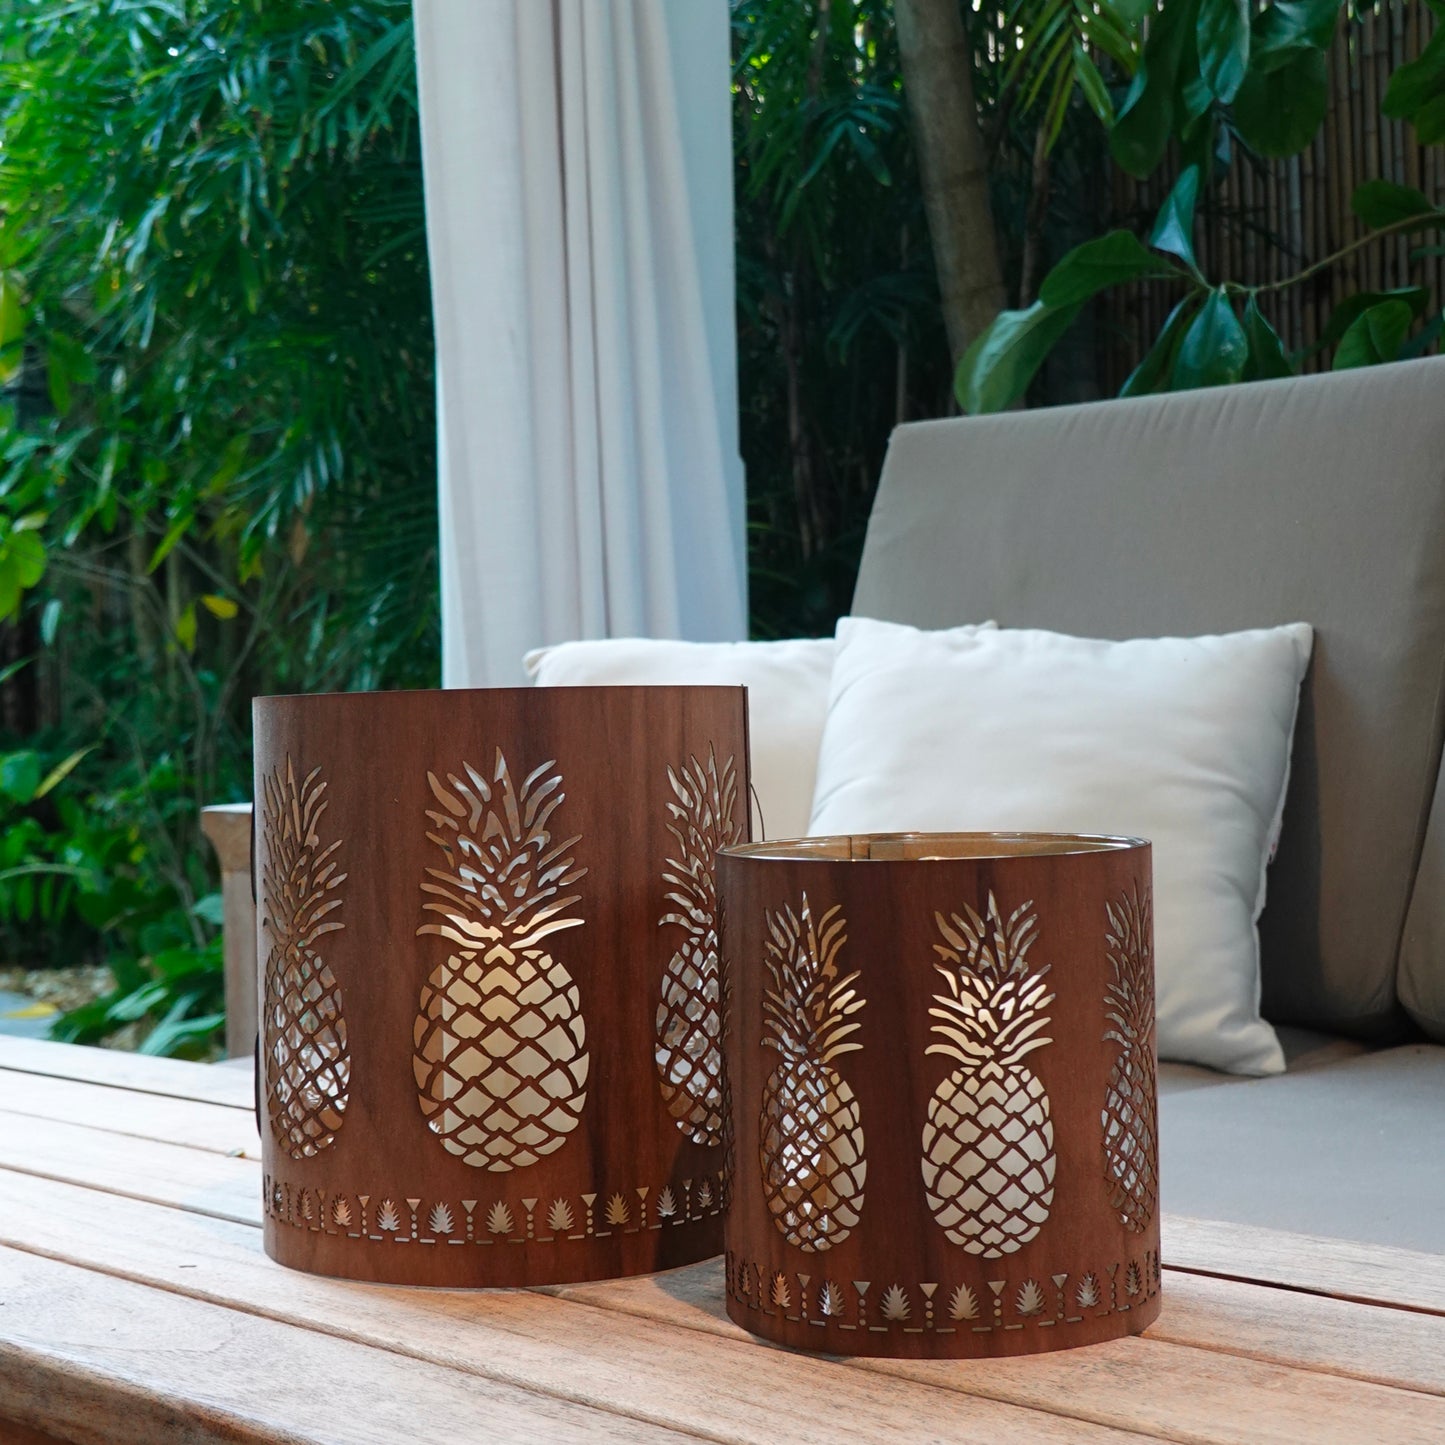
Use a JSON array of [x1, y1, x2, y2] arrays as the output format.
[[717, 832, 1159, 1358], [253, 685, 749, 1286]]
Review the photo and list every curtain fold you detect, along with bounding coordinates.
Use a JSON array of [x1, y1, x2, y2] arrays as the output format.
[[414, 0, 745, 687]]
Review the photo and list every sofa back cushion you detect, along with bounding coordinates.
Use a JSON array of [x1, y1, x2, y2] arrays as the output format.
[[851, 358, 1445, 1039]]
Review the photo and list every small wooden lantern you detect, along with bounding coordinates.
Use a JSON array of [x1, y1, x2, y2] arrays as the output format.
[[253, 685, 749, 1286], [717, 833, 1158, 1358]]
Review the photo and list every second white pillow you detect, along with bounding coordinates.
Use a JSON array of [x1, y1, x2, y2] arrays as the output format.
[[526, 636, 836, 841], [808, 617, 1313, 1075]]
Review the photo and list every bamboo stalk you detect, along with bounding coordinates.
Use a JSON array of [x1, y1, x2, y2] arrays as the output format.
[[1329, 22, 1350, 333], [1392, 0, 1408, 284], [1361, 8, 1378, 296]]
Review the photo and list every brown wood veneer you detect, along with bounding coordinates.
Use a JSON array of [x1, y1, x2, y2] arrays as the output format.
[[718, 832, 1160, 1357], [253, 685, 749, 1286]]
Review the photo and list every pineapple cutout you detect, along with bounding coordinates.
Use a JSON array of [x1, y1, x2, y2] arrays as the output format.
[[922, 893, 1056, 1256], [261, 758, 349, 1159], [758, 894, 866, 1251], [656, 747, 742, 1146], [414, 751, 590, 1171], [1103, 886, 1158, 1233]]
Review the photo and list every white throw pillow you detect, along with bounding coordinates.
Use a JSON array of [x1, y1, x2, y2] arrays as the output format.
[[809, 617, 1314, 1075], [525, 637, 837, 841]]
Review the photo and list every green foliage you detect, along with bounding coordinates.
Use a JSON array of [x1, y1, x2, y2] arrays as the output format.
[[0, 0, 437, 1053], [1002, 1, 1145, 151], [733, 0, 1110, 636], [959, 1, 1445, 413], [1196, 0, 1250, 107], [0, 0, 437, 671], [1232, 44, 1329, 157], [1384, 13, 1445, 142], [0, 739, 222, 1059], [733, 0, 953, 637], [1332, 299, 1417, 369], [956, 301, 1085, 413]]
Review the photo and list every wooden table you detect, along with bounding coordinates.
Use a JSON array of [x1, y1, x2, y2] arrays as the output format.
[[0, 1037, 1441, 1444]]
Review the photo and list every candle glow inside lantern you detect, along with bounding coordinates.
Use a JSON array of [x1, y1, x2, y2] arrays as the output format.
[[253, 685, 749, 1286], [717, 832, 1159, 1357]]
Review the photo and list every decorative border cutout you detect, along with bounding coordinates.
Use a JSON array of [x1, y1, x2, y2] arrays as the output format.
[[265, 1169, 727, 1246], [724, 1247, 1161, 1336]]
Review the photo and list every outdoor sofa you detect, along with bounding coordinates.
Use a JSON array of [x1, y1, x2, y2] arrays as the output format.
[[851, 355, 1445, 1253]]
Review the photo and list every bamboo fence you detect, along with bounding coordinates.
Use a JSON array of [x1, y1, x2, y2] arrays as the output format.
[[1103, 1, 1444, 391]]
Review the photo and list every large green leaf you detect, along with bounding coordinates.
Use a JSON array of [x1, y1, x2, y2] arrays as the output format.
[[1250, 0, 1343, 74], [1148, 166, 1203, 270], [1413, 95, 1445, 146], [1112, 0, 1200, 178], [1038, 232, 1182, 308], [1173, 289, 1248, 390], [1242, 297, 1294, 380], [1351, 181, 1437, 229], [7, 530, 45, 588], [0, 751, 42, 805], [1319, 288, 1431, 347], [955, 302, 1083, 416], [0, 285, 25, 386], [1197, 0, 1250, 103], [1333, 300, 1415, 370], [1073, 44, 1114, 127], [1120, 294, 1202, 397], [1383, 23, 1445, 135], [1232, 46, 1328, 158]]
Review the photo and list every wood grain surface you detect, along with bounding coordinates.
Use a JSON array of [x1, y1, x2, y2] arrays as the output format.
[[2, 1012, 1443, 1442]]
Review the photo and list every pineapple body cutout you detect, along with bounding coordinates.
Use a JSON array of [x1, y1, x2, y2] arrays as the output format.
[[656, 748, 741, 1146], [261, 759, 349, 1159], [1103, 886, 1158, 1232], [922, 893, 1056, 1256], [759, 895, 866, 1250], [414, 752, 589, 1172]]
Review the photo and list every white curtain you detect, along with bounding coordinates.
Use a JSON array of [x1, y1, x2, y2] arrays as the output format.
[[414, 0, 746, 687]]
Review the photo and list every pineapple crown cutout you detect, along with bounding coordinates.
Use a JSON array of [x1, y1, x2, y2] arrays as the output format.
[[418, 749, 587, 953], [660, 746, 741, 941], [761, 894, 864, 1065], [1104, 886, 1155, 1049], [929, 893, 1055, 1070], [261, 758, 346, 955]]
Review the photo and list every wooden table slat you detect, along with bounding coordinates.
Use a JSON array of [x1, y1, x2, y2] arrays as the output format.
[[0, 1245, 701, 1445], [0, 1109, 256, 1224], [553, 1266, 1445, 1445], [0, 1037, 253, 1111], [4, 1165, 1444, 1445], [3, 1044, 1442, 1445], [1148, 1271, 1445, 1398], [1164, 1215, 1445, 1316], [0, 1068, 259, 1158], [0, 1173, 1156, 1445]]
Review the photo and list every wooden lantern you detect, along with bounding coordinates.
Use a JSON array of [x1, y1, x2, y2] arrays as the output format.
[[253, 685, 749, 1286], [717, 833, 1158, 1357]]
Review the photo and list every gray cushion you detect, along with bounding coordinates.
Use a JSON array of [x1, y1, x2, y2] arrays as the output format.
[[1157, 1044, 1445, 1252], [1157, 1025, 1368, 1093], [852, 358, 1445, 1040]]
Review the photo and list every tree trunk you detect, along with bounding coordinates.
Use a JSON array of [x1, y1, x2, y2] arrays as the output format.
[[895, 0, 1006, 365]]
